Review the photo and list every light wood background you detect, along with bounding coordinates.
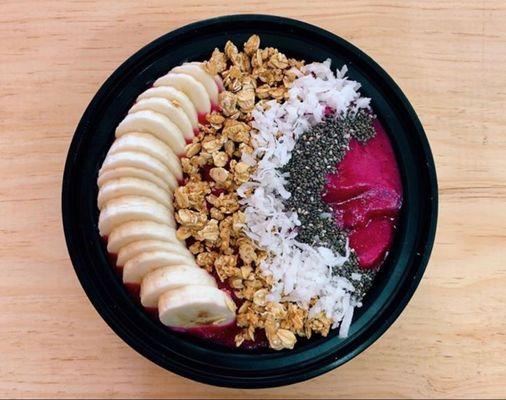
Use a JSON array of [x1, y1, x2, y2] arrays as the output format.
[[1, 1, 505, 398]]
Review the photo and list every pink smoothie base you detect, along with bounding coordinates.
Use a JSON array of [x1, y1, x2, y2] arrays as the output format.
[[108, 119, 402, 350], [324, 119, 403, 268]]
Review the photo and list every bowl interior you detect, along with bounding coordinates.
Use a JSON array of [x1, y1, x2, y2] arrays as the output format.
[[62, 15, 437, 388]]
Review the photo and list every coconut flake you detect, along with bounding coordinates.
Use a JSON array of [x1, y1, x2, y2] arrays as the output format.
[[240, 60, 371, 335]]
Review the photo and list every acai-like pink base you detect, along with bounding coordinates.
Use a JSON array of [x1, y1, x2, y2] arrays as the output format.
[[324, 120, 403, 269]]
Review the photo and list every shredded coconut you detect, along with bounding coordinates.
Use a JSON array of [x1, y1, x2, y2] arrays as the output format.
[[239, 60, 370, 334]]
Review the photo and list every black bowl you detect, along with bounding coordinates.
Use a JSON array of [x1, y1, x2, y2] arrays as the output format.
[[62, 15, 437, 388]]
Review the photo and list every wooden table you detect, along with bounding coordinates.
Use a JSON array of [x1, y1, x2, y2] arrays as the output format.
[[1, 1, 505, 398]]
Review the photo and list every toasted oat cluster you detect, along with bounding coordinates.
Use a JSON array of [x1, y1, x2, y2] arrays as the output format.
[[174, 36, 332, 350]]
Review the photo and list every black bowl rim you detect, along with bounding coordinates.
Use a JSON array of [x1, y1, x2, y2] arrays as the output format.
[[62, 14, 438, 388]]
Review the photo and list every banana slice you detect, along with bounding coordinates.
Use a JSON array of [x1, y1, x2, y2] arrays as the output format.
[[108, 132, 182, 181], [158, 285, 236, 328], [171, 63, 219, 106], [116, 110, 186, 156], [116, 239, 193, 267], [130, 98, 194, 141], [99, 196, 175, 236], [107, 221, 180, 253], [97, 167, 167, 191], [137, 86, 198, 131], [154, 73, 211, 117], [189, 61, 224, 92], [140, 265, 216, 308], [214, 75, 224, 92], [122, 251, 197, 284], [99, 151, 178, 191], [97, 178, 172, 210]]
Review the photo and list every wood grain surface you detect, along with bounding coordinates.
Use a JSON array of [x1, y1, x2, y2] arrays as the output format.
[[1, 0, 505, 398]]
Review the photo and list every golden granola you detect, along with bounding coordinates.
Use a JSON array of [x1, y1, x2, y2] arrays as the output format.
[[175, 35, 332, 351]]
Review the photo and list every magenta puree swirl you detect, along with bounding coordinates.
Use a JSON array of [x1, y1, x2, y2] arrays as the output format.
[[324, 120, 403, 269]]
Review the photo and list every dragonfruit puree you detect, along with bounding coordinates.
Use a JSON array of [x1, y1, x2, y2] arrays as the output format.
[[323, 120, 403, 269]]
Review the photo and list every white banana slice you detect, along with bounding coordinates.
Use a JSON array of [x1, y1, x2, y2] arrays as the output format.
[[99, 151, 178, 191], [115, 110, 186, 156], [189, 61, 224, 92], [140, 265, 216, 308], [214, 75, 224, 92], [108, 132, 182, 181], [116, 240, 193, 267], [154, 73, 211, 117], [122, 250, 197, 284], [158, 285, 236, 328], [137, 86, 198, 130], [171, 63, 219, 106], [130, 98, 194, 141], [99, 196, 175, 237], [107, 221, 180, 254], [97, 167, 167, 191], [97, 178, 172, 210]]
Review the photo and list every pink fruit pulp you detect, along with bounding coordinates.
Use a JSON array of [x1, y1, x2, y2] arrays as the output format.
[[323, 120, 403, 269]]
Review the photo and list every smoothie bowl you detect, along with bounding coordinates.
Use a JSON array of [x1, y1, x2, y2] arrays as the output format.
[[62, 15, 437, 387]]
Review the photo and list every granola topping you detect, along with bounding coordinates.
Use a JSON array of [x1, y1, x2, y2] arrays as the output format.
[[176, 36, 338, 350]]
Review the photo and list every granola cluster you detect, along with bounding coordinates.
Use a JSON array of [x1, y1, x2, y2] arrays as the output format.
[[175, 36, 332, 350], [203, 35, 303, 120]]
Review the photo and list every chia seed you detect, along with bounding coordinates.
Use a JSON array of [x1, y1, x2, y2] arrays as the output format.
[[281, 110, 377, 300]]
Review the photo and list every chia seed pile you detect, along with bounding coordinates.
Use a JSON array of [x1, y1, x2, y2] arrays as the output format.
[[282, 110, 377, 299]]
